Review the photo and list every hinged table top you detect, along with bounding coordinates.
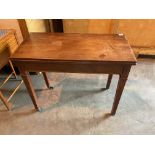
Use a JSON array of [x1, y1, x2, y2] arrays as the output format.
[[10, 33, 137, 65]]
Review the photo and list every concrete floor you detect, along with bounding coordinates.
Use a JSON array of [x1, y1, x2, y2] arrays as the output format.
[[0, 59, 155, 134]]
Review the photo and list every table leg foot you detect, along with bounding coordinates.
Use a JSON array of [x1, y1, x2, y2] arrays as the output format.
[[49, 86, 54, 89], [101, 74, 113, 91], [42, 72, 51, 89], [100, 88, 107, 91], [37, 107, 43, 112], [111, 111, 116, 116]]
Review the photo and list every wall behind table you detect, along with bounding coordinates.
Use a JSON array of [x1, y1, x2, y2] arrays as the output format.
[[26, 19, 46, 32], [63, 19, 118, 34], [63, 19, 155, 55], [0, 19, 52, 43], [118, 19, 155, 47], [26, 19, 52, 32]]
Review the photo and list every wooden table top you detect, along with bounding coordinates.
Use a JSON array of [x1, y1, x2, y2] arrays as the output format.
[[11, 33, 137, 65]]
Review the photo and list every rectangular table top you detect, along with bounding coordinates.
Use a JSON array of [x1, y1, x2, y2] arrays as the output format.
[[10, 33, 137, 65]]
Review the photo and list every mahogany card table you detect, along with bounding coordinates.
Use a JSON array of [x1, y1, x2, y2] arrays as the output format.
[[10, 33, 137, 115]]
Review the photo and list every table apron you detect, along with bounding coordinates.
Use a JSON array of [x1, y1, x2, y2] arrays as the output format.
[[12, 60, 130, 74]]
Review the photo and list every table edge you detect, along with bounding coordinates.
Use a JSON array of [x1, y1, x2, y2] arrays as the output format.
[[10, 58, 137, 65]]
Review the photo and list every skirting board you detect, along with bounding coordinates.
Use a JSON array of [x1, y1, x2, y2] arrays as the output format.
[[132, 47, 155, 58]]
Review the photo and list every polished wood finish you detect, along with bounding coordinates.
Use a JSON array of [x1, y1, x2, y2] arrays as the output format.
[[11, 33, 136, 64], [10, 33, 137, 115]]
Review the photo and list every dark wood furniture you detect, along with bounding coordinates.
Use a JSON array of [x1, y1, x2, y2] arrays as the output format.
[[10, 33, 137, 115]]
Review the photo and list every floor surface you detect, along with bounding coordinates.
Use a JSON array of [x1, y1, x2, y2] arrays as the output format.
[[0, 59, 155, 134]]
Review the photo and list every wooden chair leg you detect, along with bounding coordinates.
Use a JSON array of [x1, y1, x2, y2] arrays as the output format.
[[0, 91, 12, 110], [42, 72, 53, 89], [9, 60, 17, 79], [106, 74, 113, 89]]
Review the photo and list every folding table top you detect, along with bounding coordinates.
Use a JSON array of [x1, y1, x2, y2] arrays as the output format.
[[11, 33, 137, 65]]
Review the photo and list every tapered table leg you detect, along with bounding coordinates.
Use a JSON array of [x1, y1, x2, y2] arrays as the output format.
[[42, 72, 53, 89], [19, 67, 40, 111], [111, 66, 131, 115], [0, 91, 12, 110], [106, 74, 113, 89]]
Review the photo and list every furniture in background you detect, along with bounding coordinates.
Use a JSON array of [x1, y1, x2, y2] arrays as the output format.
[[0, 60, 21, 110], [0, 29, 23, 110], [0, 19, 29, 45], [0, 29, 51, 110], [10, 33, 137, 115]]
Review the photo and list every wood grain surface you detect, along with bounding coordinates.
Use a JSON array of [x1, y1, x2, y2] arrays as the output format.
[[11, 33, 136, 65]]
